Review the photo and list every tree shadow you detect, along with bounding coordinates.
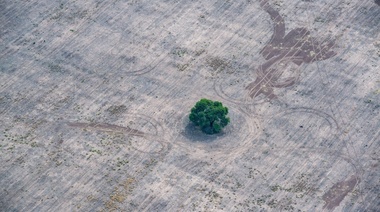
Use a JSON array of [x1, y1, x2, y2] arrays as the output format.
[[182, 121, 226, 143]]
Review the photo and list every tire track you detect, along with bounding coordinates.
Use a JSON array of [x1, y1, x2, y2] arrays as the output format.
[[64, 113, 169, 155]]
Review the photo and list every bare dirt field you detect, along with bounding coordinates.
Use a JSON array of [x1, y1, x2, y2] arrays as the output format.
[[1, 0, 379, 211]]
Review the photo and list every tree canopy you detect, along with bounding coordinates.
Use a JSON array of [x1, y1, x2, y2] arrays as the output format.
[[189, 98, 230, 134]]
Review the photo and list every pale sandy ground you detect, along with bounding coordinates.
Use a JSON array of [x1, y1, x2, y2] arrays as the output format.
[[0, 0, 379, 211]]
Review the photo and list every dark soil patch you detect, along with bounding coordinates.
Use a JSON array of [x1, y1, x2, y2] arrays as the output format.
[[246, 0, 336, 99], [322, 175, 360, 210]]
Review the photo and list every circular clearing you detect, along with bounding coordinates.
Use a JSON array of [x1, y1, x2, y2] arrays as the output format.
[[172, 106, 261, 157], [263, 107, 340, 150]]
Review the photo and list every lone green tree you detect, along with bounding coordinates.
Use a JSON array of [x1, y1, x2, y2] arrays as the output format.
[[189, 98, 230, 134]]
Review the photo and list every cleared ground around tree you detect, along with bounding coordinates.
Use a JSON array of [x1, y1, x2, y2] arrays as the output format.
[[1, 0, 379, 211]]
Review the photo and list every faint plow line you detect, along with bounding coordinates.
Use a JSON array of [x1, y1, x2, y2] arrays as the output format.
[[0, 0, 114, 92], [137, 0, 246, 123], [7, 0, 190, 121], [264, 106, 366, 193], [71, 0, 205, 113], [267, 106, 340, 148]]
